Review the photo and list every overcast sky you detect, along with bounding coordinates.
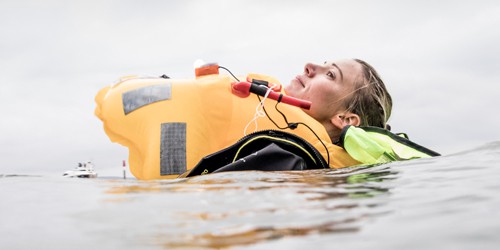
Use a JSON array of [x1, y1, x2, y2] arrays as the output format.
[[1, 0, 499, 174]]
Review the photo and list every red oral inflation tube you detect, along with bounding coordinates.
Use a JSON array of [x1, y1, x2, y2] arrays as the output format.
[[231, 81, 311, 110]]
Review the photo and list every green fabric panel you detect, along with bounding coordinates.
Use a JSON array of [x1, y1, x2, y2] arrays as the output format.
[[343, 126, 433, 165]]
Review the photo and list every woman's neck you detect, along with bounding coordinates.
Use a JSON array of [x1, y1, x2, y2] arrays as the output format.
[[322, 121, 341, 144]]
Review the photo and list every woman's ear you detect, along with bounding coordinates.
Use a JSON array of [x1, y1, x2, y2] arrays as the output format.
[[330, 112, 361, 130]]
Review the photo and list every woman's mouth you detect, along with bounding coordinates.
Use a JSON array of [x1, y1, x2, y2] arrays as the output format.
[[295, 76, 305, 88]]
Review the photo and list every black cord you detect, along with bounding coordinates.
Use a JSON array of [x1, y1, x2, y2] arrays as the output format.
[[218, 65, 330, 167], [293, 121, 330, 167], [257, 95, 287, 129], [218, 66, 240, 82]]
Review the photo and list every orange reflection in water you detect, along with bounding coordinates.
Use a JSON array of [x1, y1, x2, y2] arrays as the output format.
[[98, 166, 394, 249]]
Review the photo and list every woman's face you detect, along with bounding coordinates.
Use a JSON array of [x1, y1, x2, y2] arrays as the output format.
[[284, 59, 362, 123]]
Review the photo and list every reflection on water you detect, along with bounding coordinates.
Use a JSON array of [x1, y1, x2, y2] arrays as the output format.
[[103, 165, 397, 249]]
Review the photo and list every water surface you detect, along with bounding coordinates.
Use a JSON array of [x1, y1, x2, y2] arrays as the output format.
[[1, 142, 500, 250]]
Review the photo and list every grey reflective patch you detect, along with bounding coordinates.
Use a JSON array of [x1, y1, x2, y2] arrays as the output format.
[[122, 83, 171, 115], [160, 123, 187, 175]]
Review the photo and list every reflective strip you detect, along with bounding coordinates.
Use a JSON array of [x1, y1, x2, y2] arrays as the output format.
[[160, 123, 186, 175], [122, 83, 171, 115]]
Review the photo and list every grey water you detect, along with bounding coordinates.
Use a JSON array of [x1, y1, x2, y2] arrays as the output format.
[[1, 142, 500, 250]]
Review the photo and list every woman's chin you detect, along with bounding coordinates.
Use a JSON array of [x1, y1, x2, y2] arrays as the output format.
[[284, 85, 301, 98]]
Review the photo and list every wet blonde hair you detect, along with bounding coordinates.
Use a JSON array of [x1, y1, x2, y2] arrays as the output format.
[[343, 59, 392, 129]]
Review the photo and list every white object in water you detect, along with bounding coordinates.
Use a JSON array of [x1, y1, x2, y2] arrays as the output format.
[[63, 161, 98, 178]]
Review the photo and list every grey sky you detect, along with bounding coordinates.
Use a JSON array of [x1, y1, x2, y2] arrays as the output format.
[[1, 0, 499, 174]]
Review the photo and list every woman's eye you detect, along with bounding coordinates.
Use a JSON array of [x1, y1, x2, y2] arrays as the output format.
[[327, 71, 336, 79]]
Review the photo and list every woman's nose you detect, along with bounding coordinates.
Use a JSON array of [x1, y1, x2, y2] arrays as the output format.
[[304, 63, 317, 77]]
